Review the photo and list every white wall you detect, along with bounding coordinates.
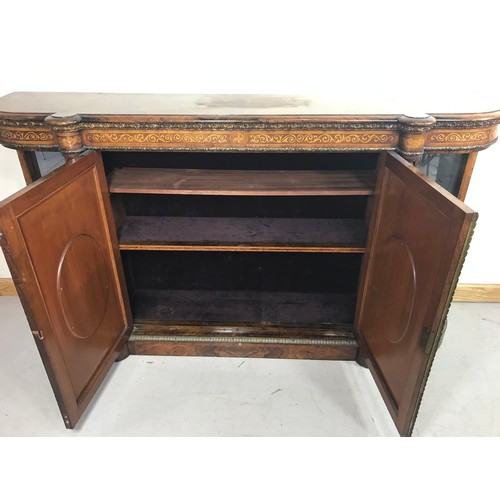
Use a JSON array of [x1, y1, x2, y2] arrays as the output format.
[[1, 0, 499, 281]]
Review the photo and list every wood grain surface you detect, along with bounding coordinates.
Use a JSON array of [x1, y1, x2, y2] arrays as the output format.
[[118, 216, 367, 252], [109, 168, 376, 196]]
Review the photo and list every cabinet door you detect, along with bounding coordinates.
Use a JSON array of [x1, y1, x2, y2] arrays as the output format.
[[355, 151, 476, 436], [0, 151, 132, 428]]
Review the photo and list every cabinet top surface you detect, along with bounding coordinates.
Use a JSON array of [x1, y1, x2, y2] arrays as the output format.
[[0, 92, 499, 120]]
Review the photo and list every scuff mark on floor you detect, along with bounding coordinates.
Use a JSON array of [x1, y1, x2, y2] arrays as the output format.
[[481, 317, 500, 326]]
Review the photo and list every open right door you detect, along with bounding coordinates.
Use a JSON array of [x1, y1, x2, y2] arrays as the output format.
[[355, 151, 477, 436]]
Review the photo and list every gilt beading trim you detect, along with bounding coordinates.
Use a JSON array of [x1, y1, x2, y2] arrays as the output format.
[[431, 118, 500, 128], [0, 118, 399, 131], [129, 333, 358, 346]]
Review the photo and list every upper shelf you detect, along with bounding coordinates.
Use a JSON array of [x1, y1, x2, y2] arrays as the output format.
[[108, 168, 376, 196]]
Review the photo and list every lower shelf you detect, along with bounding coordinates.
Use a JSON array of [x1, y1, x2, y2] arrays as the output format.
[[118, 216, 367, 252], [128, 323, 359, 360], [132, 289, 356, 325]]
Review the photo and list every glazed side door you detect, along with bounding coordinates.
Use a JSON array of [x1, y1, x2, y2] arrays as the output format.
[[0, 151, 132, 428], [355, 151, 477, 436]]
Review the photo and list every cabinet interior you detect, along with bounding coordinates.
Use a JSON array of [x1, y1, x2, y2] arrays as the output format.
[[102, 151, 378, 337]]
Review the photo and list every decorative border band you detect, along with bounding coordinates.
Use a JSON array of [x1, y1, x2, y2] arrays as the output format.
[[83, 129, 399, 150], [427, 127, 497, 149], [0, 127, 55, 147]]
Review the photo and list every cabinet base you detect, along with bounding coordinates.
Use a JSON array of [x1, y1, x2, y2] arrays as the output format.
[[127, 323, 358, 360]]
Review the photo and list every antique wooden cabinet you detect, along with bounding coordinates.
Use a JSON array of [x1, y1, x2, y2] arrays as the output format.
[[0, 92, 498, 435]]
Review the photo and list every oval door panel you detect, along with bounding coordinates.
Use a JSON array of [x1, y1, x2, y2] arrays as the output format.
[[366, 235, 417, 347], [382, 236, 417, 344], [57, 234, 110, 340]]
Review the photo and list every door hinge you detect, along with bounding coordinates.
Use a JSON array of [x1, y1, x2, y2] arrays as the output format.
[[419, 326, 433, 355], [32, 330, 44, 340]]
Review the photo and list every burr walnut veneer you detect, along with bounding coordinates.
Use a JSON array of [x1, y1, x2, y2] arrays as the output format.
[[0, 92, 498, 435]]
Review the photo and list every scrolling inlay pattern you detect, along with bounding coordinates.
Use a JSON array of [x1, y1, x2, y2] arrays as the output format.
[[429, 129, 493, 144], [248, 132, 396, 145], [0, 128, 55, 143], [82, 129, 398, 149], [85, 131, 230, 145]]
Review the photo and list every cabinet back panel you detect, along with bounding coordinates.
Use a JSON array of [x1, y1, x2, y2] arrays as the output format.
[[121, 194, 368, 219], [103, 151, 379, 176], [124, 251, 362, 294], [132, 289, 356, 326]]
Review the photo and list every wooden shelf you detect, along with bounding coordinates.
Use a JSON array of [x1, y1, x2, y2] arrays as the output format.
[[109, 167, 376, 196], [132, 289, 356, 326], [118, 216, 367, 252]]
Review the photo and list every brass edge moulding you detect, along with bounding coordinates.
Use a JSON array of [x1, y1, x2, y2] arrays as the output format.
[[407, 213, 479, 436], [37, 120, 403, 131], [129, 334, 358, 346]]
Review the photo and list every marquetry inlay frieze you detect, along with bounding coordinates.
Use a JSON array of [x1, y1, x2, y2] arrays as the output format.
[[82, 128, 399, 150], [0, 115, 498, 153], [428, 128, 496, 147], [247, 131, 396, 146], [84, 131, 231, 146]]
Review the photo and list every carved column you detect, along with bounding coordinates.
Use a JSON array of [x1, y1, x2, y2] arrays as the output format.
[[44, 113, 84, 161], [397, 114, 437, 160]]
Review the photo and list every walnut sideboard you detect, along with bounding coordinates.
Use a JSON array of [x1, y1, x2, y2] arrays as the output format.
[[0, 92, 498, 436]]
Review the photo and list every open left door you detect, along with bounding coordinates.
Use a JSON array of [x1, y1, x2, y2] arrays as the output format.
[[355, 151, 477, 436], [0, 151, 132, 428]]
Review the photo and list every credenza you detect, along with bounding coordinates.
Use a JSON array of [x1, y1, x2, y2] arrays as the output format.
[[0, 92, 498, 435]]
